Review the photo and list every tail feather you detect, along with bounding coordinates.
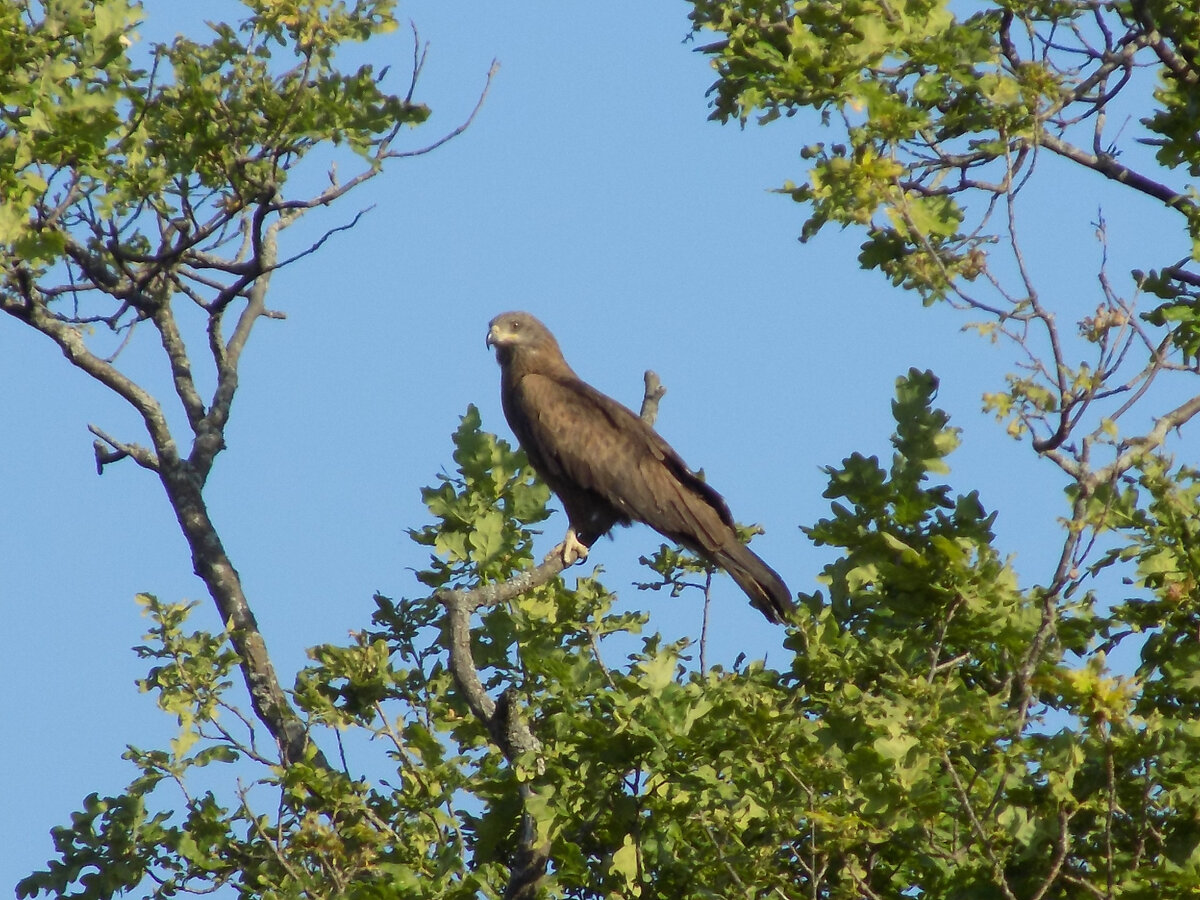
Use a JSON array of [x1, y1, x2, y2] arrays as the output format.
[[712, 541, 795, 624]]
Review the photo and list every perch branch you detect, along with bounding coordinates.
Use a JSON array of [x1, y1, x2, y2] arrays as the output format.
[[436, 369, 667, 900]]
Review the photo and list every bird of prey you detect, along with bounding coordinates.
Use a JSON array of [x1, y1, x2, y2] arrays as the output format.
[[486, 311, 794, 624]]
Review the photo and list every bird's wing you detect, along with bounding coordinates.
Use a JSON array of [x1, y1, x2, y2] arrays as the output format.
[[512, 372, 734, 549]]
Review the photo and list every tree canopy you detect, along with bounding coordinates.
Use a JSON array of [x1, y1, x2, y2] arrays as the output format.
[[7, 0, 1200, 898]]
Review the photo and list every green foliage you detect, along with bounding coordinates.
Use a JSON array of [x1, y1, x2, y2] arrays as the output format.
[[691, 0, 1014, 298], [687, 2, 1200, 541], [689, 0, 1200, 400], [16, 2, 1200, 897], [409, 405, 552, 588], [1, 0, 428, 313], [25, 381, 1200, 897], [676, 13, 1200, 890]]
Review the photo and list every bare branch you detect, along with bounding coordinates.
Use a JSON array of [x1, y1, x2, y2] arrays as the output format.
[[1130, 0, 1200, 87], [3, 302, 176, 459], [1028, 809, 1074, 900], [404, 21, 428, 105], [437, 568, 553, 899], [152, 302, 208, 433], [91, 440, 129, 473], [940, 750, 1021, 900], [639, 370, 666, 424], [1038, 132, 1197, 220], [271, 207, 374, 272], [89, 424, 159, 472], [1099, 391, 1200, 484], [389, 60, 499, 160], [587, 626, 616, 689]]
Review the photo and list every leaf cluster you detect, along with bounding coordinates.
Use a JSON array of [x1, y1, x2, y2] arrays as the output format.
[[2, 0, 429, 320], [409, 405, 552, 589], [690, 0, 1200, 288], [690, 1, 1200, 511]]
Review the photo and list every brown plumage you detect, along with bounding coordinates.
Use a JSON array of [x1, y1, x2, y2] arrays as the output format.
[[486, 311, 794, 624]]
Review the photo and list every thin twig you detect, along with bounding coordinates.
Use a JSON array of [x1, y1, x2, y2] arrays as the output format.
[[587, 627, 616, 689], [390, 60, 499, 160], [940, 750, 1021, 900]]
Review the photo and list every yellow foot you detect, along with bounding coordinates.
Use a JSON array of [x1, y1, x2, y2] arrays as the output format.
[[550, 529, 589, 567]]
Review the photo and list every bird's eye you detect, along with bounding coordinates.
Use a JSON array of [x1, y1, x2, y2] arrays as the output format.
[[510, 319, 521, 331]]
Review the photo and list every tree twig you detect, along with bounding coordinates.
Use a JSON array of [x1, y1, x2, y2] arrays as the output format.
[[89, 424, 158, 472], [389, 60, 499, 160]]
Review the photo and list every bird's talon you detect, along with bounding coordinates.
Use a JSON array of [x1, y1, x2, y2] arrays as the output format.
[[554, 530, 589, 567]]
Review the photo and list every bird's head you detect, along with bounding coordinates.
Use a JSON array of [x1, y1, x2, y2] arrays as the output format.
[[486, 311, 562, 365]]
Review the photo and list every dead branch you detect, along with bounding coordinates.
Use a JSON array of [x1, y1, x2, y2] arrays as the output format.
[[640, 370, 666, 424], [89, 424, 158, 472]]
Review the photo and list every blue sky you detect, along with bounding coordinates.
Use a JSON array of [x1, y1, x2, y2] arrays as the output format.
[[2, 1, 1190, 890]]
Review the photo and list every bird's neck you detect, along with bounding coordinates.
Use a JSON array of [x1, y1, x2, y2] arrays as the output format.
[[503, 346, 576, 383]]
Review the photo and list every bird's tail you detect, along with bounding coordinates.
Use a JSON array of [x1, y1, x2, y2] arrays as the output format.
[[712, 541, 795, 625]]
